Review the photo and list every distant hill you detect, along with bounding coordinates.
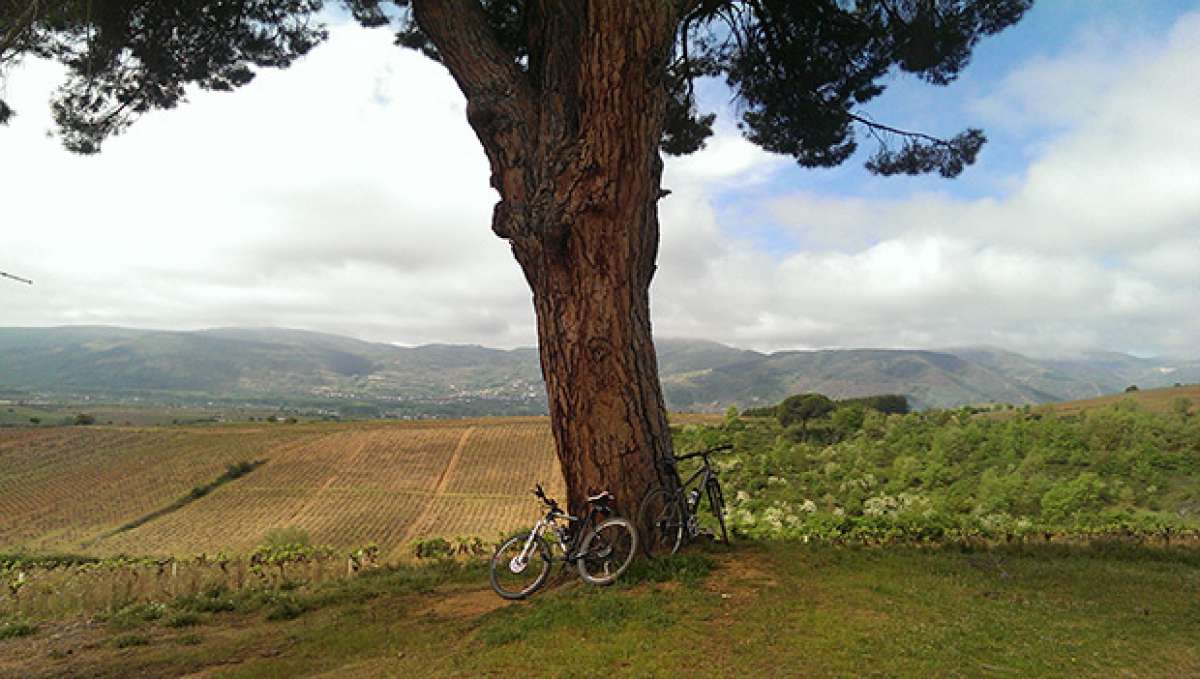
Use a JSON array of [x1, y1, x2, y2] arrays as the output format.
[[0, 326, 1196, 412]]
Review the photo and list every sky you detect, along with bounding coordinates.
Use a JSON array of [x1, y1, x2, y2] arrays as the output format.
[[1, 2, 1197, 359]]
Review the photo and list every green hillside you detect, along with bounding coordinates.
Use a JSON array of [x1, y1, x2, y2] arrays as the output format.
[[1, 326, 1197, 412]]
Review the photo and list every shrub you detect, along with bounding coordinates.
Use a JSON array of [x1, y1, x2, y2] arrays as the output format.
[[261, 527, 311, 548], [412, 537, 454, 560], [839, 394, 910, 415], [113, 634, 150, 648], [0, 620, 37, 640], [1173, 397, 1193, 417], [830, 405, 866, 438], [224, 461, 258, 479], [265, 595, 309, 621], [778, 393, 835, 429], [165, 612, 201, 628], [1041, 473, 1107, 523]]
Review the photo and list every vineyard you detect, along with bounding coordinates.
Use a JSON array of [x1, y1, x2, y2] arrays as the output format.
[[0, 418, 577, 560]]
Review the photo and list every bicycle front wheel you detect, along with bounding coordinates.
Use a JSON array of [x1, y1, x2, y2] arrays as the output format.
[[489, 532, 551, 600], [707, 479, 729, 544], [576, 518, 638, 585], [638, 487, 685, 557]]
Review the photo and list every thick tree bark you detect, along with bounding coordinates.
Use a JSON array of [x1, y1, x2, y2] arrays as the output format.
[[413, 1, 681, 519]]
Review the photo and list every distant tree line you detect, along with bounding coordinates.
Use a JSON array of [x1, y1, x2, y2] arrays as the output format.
[[740, 393, 911, 445], [743, 394, 910, 419]]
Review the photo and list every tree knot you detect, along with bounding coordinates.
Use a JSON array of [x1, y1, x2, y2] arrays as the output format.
[[587, 337, 613, 364]]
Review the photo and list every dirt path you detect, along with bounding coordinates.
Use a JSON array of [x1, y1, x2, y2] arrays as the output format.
[[399, 426, 475, 544], [285, 433, 373, 525]]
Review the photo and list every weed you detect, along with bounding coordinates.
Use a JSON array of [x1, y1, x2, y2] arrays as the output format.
[[412, 537, 453, 559], [622, 553, 716, 587], [165, 612, 201, 628], [0, 620, 37, 640], [176, 634, 203, 646], [476, 588, 674, 647], [112, 633, 150, 648], [266, 598, 309, 621], [174, 586, 237, 614], [262, 526, 311, 548], [102, 601, 166, 630]]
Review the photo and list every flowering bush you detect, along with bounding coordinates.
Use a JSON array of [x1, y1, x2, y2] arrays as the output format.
[[673, 399, 1200, 545]]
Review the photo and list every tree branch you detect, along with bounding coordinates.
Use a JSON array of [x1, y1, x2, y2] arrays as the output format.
[[410, 0, 532, 116], [411, 0, 538, 240], [0, 0, 41, 65], [846, 110, 954, 147]]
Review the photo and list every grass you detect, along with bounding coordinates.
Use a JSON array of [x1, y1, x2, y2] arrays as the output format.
[[6, 541, 1197, 678], [164, 612, 201, 628], [1045, 384, 1200, 417], [112, 633, 151, 648], [0, 620, 37, 640]]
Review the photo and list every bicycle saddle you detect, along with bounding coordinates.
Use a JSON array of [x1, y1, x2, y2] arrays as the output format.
[[587, 490, 614, 504]]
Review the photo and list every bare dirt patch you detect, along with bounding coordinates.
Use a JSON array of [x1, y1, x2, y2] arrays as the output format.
[[416, 586, 510, 620]]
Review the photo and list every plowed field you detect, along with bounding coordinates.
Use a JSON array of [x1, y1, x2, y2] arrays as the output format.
[[0, 418, 572, 557]]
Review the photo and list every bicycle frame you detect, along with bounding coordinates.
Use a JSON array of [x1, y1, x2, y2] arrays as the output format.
[[679, 460, 716, 509], [519, 504, 607, 564]]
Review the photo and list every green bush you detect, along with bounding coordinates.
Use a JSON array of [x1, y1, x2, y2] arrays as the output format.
[[778, 393, 835, 429], [0, 620, 37, 640], [261, 527, 311, 548], [1041, 473, 1107, 523], [675, 400, 1200, 544], [165, 612, 201, 628], [113, 633, 150, 648], [412, 537, 454, 559]]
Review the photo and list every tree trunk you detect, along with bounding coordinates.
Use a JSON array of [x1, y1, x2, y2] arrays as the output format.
[[412, 1, 682, 520], [513, 151, 674, 520]]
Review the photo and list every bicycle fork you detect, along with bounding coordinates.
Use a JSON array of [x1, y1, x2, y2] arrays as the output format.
[[511, 520, 546, 573]]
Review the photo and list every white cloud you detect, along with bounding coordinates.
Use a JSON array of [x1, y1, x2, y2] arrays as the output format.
[[1, 25, 534, 346], [674, 11, 1200, 357], [2, 13, 1198, 361]]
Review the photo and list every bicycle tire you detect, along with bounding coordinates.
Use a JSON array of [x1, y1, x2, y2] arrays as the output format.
[[638, 486, 685, 558], [576, 517, 638, 585], [489, 532, 552, 600], [707, 479, 729, 544]]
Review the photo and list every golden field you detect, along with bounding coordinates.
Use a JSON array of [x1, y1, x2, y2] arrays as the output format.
[[0, 413, 722, 559]]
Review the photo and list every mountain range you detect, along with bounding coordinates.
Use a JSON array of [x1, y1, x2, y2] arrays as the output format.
[[1, 326, 1196, 413]]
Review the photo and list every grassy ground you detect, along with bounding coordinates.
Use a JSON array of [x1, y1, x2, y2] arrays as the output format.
[[1034, 384, 1198, 418], [3, 541, 1197, 678]]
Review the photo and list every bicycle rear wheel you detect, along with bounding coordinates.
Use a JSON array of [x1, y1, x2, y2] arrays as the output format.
[[576, 518, 637, 585], [638, 487, 685, 557], [489, 532, 552, 599], [707, 479, 729, 544]]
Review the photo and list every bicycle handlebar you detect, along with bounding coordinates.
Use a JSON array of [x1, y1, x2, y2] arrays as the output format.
[[533, 483, 560, 510], [674, 443, 733, 462]]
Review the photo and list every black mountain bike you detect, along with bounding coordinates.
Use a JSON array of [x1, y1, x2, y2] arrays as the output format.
[[638, 444, 732, 557], [489, 483, 638, 600]]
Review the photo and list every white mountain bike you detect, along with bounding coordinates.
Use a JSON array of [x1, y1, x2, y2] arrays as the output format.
[[489, 484, 638, 600]]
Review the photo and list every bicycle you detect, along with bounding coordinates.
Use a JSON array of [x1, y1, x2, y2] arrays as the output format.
[[489, 483, 638, 600], [638, 443, 732, 557]]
